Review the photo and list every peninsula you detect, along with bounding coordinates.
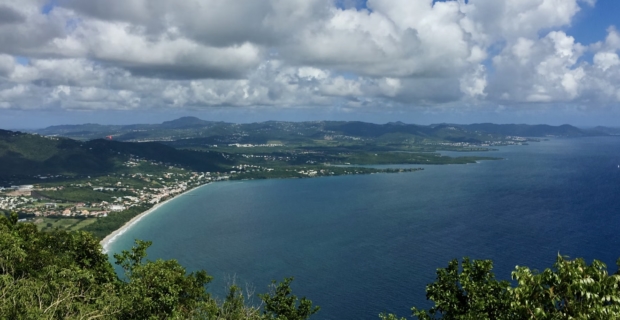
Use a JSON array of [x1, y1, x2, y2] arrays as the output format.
[[2, 118, 594, 241]]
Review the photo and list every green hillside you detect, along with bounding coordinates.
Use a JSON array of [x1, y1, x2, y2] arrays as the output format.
[[31, 118, 602, 145], [0, 129, 232, 180]]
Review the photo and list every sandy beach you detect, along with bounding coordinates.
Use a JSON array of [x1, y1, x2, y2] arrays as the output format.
[[100, 183, 210, 253]]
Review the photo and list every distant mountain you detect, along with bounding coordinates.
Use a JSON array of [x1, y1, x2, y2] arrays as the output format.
[[592, 126, 620, 135], [30, 118, 604, 145], [160, 116, 218, 129], [0, 130, 232, 179], [449, 123, 591, 137], [36, 123, 127, 136]]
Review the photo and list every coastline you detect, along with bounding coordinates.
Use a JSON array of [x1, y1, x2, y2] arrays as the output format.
[[100, 183, 210, 254], [97, 160, 474, 254]]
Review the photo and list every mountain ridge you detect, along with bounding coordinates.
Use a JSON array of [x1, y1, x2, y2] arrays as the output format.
[[29, 118, 602, 143], [0, 129, 231, 181]]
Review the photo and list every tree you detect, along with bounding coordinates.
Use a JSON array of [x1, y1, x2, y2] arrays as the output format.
[[384, 256, 620, 320], [113, 240, 213, 319], [410, 258, 511, 320], [0, 213, 320, 319], [510, 255, 620, 319], [260, 277, 320, 320], [0, 212, 121, 319]]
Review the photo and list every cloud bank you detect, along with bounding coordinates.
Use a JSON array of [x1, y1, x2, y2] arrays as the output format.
[[0, 0, 618, 115]]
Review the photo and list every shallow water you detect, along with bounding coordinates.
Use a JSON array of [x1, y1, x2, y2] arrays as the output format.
[[108, 137, 620, 319]]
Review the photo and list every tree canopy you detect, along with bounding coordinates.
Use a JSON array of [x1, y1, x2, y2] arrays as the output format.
[[0, 213, 318, 319], [4, 210, 620, 319], [382, 256, 620, 320]]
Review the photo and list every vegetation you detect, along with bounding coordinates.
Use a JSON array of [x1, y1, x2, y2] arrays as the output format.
[[2, 120, 519, 186], [80, 205, 152, 239], [7, 120, 618, 318], [4, 210, 620, 319], [230, 166, 422, 181], [337, 152, 495, 165], [36, 216, 97, 232], [0, 213, 319, 319], [0, 129, 231, 183], [33, 118, 597, 143], [35, 187, 133, 203], [382, 257, 620, 319]]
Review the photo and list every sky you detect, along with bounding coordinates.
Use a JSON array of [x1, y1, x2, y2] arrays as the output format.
[[0, 0, 619, 128]]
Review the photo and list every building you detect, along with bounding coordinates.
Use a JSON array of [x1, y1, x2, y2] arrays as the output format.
[[109, 204, 126, 212]]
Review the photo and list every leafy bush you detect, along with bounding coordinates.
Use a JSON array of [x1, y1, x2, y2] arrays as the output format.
[[383, 257, 620, 320], [0, 213, 318, 319]]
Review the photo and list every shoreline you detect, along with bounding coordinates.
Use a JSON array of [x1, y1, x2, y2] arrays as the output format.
[[100, 183, 210, 253], [97, 160, 477, 253]]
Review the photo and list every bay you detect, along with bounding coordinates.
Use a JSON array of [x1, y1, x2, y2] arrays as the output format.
[[107, 137, 620, 319]]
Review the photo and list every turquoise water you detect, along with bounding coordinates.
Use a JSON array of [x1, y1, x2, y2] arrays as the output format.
[[108, 137, 620, 319]]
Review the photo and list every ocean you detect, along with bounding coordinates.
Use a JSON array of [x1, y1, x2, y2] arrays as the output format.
[[106, 136, 620, 319]]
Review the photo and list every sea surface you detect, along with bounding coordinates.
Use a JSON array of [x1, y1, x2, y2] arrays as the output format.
[[107, 137, 620, 319]]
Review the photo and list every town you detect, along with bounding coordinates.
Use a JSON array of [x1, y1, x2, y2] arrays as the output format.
[[0, 158, 221, 230], [0, 155, 425, 232]]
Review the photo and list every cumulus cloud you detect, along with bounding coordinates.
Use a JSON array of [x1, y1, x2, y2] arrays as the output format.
[[0, 0, 618, 114], [282, 0, 475, 78]]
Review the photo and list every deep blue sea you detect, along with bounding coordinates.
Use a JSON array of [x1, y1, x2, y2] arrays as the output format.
[[107, 137, 620, 319]]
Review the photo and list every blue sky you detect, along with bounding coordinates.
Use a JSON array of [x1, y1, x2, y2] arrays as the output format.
[[568, 0, 620, 45], [0, 0, 619, 128]]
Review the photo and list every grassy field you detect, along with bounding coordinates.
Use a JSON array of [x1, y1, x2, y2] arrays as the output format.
[[35, 217, 98, 232]]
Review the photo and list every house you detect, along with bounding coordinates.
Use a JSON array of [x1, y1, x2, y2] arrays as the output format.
[[109, 204, 125, 212]]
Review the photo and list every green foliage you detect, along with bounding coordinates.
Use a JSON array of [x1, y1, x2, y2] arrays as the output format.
[[0, 214, 319, 319], [510, 256, 620, 319], [35, 187, 132, 203], [81, 205, 151, 239], [7, 205, 620, 320], [387, 256, 620, 320], [0, 212, 120, 319], [340, 152, 496, 165], [260, 277, 320, 320], [410, 258, 511, 320], [0, 129, 230, 180], [113, 240, 213, 319]]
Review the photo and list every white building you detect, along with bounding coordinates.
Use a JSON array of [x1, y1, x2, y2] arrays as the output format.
[[109, 204, 126, 212]]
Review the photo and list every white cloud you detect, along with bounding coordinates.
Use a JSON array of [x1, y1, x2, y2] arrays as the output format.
[[284, 1, 474, 78], [298, 67, 330, 80], [460, 0, 581, 42], [0, 0, 617, 115], [0, 54, 15, 76], [593, 52, 619, 72], [0, 84, 28, 100], [460, 64, 487, 98]]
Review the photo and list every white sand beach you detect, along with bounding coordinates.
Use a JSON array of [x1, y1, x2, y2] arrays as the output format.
[[100, 183, 209, 253]]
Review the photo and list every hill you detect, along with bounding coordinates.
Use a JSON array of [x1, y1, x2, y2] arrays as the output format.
[[31, 118, 601, 146], [0, 129, 232, 181], [592, 126, 620, 135], [450, 123, 589, 137]]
